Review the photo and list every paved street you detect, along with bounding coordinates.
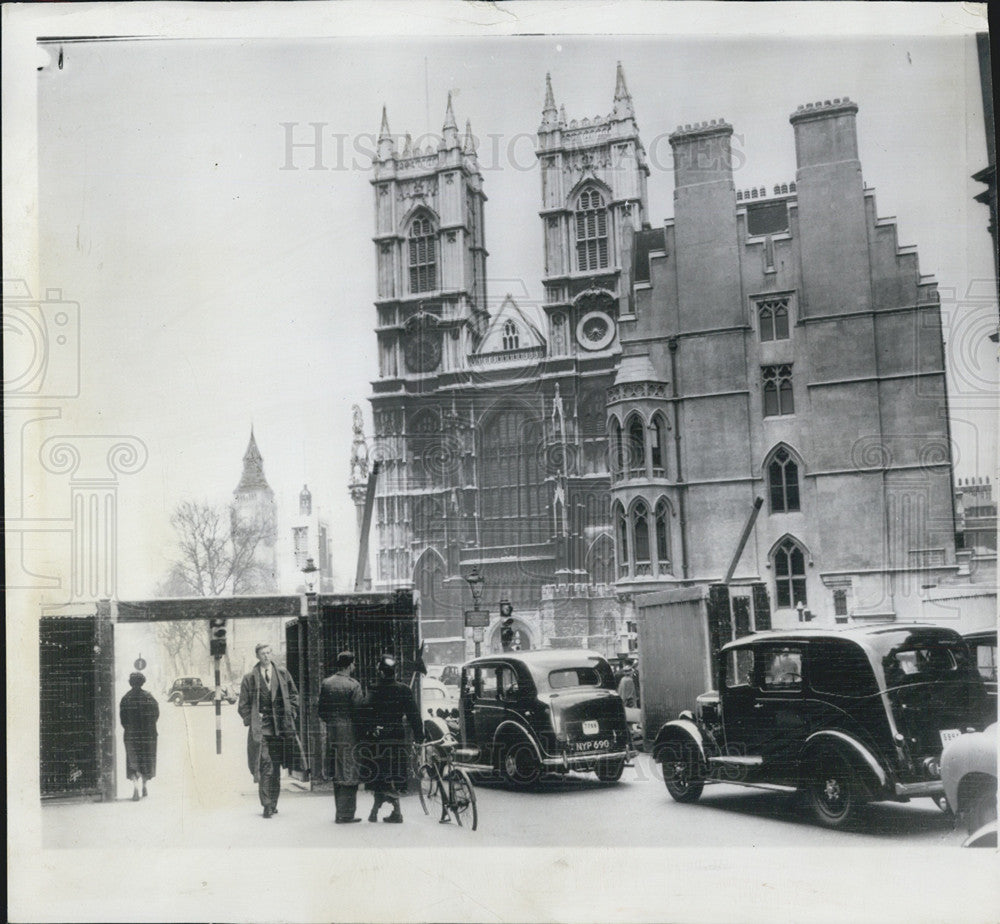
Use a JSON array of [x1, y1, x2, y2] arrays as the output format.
[[43, 704, 968, 849]]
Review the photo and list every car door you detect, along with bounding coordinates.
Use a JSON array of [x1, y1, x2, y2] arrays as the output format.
[[745, 644, 808, 776], [460, 663, 503, 762], [721, 643, 759, 758]]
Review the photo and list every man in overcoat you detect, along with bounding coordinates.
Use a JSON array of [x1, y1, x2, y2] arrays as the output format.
[[317, 650, 364, 823], [238, 643, 300, 818]]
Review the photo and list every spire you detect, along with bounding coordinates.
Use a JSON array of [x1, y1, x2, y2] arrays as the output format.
[[440, 91, 459, 151], [299, 484, 312, 516], [612, 61, 634, 120], [235, 428, 272, 494], [443, 92, 457, 131], [540, 72, 559, 130], [377, 105, 395, 160], [462, 118, 477, 156]]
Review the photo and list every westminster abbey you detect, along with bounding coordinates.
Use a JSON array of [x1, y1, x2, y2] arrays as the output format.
[[360, 66, 967, 663]]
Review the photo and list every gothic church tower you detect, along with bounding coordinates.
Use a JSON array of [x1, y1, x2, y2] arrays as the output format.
[[536, 63, 649, 362], [371, 96, 488, 385], [233, 427, 278, 591]]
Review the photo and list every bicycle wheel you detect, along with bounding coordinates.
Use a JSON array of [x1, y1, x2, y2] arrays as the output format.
[[447, 767, 478, 831], [417, 764, 437, 816]]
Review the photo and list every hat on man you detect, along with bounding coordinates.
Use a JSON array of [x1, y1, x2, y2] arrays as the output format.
[[377, 654, 397, 678]]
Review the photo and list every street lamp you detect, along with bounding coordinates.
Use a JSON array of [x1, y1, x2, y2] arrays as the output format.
[[466, 567, 485, 607], [465, 567, 487, 658], [302, 556, 319, 594]]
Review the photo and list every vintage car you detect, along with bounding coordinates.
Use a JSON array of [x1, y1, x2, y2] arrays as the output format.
[[941, 721, 997, 837], [964, 628, 997, 701], [167, 676, 236, 706], [457, 649, 634, 784], [437, 664, 462, 687], [421, 676, 459, 718], [651, 625, 993, 828]]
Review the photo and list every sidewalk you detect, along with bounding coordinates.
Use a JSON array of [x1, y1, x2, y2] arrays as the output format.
[[42, 705, 483, 849]]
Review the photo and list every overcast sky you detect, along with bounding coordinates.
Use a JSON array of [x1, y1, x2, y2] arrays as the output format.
[[25, 29, 998, 597]]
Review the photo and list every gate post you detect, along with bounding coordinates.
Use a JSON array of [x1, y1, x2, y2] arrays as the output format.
[[95, 600, 117, 801], [302, 592, 323, 786]]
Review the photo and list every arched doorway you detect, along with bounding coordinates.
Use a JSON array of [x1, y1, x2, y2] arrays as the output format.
[[489, 618, 533, 653]]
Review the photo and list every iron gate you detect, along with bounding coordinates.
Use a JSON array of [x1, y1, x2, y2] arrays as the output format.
[[39, 615, 116, 799]]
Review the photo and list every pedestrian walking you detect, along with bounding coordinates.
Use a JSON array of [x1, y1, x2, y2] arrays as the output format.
[[119, 671, 159, 801], [363, 654, 423, 823], [237, 643, 302, 819], [318, 650, 365, 824]]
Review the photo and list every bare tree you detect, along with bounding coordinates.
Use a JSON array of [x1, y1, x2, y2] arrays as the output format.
[[164, 499, 276, 596], [155, 499, 277, 680]]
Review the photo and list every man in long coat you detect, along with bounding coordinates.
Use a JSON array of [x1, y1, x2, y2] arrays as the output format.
[[238, 643, 300, 818], [317, 650, 364, 823], [119, 671, 159, 801]]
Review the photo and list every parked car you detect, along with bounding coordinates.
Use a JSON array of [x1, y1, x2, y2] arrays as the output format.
[[167, 676, 236, 706], [420, 676, 459, 718], [964, 628, 997, 701], [456, 649, 634, 784], [437, 664, 461, 687], [651, 624, 993, 828], [941, 721, 997, 837]]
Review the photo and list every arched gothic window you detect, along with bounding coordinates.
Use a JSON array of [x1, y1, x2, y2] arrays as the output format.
[[655, 499, 670, 567], [767, 447, 801, 512], [757, 296, 790, 341], [408, 215, 437, 293], [627, 415, 646, 477], [772, 537, 807, 608], [762, 365, 794, 417], [502, 320, 519, 351], [586, 533, 616, 586], [609, 418, 624, 479], [615, 503, 629, 576], [478, 412, 545, 548], [632, 500, 651, 564], [650, 414, 667, 474], [576, 187, 609, 272]]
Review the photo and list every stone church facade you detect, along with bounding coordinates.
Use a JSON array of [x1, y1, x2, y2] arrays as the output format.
[[362, 71, 964, 662]]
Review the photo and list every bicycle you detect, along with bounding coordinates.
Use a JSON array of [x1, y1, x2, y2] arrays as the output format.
[[415, 721, 478, 831]]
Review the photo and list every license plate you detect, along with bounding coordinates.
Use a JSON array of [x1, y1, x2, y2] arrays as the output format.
[[582, 720, 599, 735], [939, 728, 961, 747]]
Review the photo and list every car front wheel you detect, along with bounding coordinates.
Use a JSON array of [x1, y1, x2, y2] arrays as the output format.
[[169, 694, 183, 706], [659, 740, 704, 803], [804, 747, 857, 829]]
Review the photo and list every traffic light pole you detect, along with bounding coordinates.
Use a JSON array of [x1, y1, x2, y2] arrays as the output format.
[[213, 654, 222, 755]]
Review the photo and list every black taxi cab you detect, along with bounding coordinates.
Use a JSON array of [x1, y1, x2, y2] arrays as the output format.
[[651, 624, 993, 828], [457, 649, 634, 784]]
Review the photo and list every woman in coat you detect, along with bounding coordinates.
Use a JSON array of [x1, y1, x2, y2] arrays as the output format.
[[119, 672, 159, 801], [363, 654, 423, 823]]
